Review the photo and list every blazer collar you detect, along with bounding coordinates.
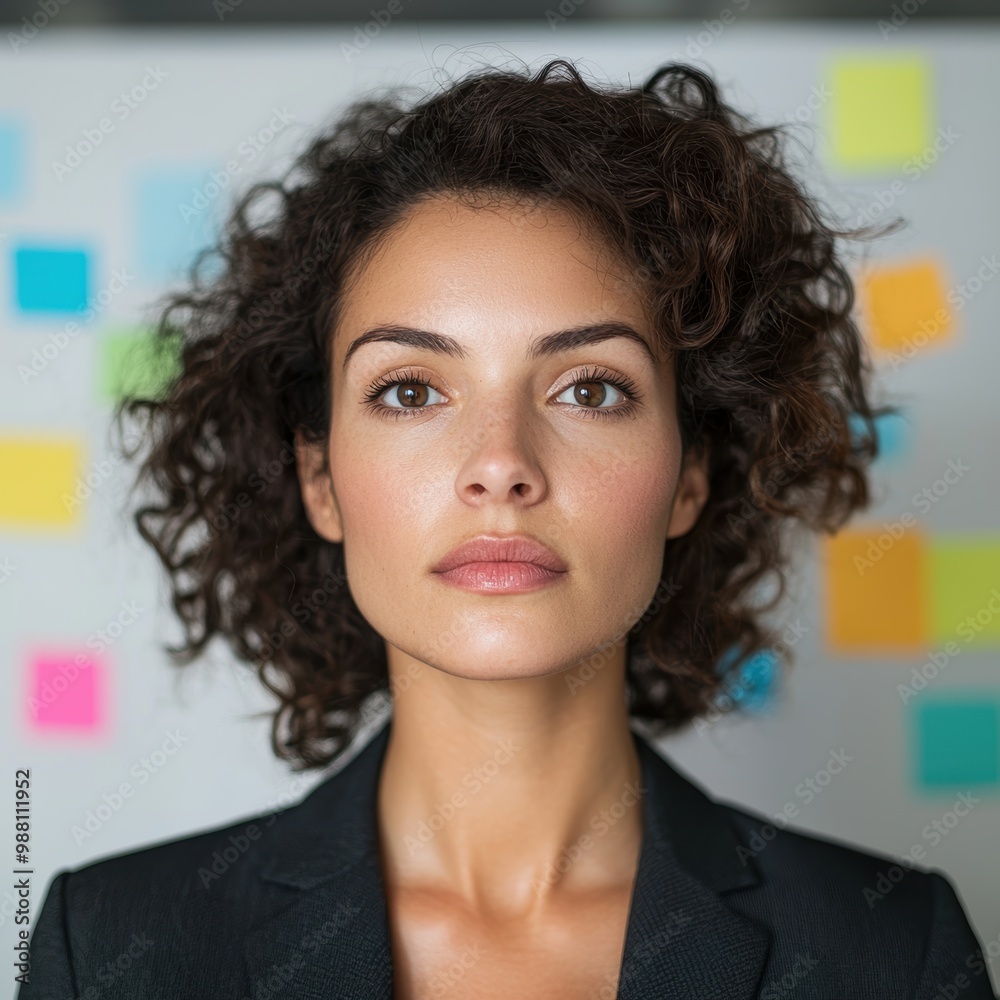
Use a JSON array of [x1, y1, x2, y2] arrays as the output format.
[[242, 716, 772, 998]]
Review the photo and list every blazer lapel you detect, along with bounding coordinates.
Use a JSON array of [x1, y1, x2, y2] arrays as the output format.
[[241, 717, 771, 1000], [241, 721, 395, 1000], [616, 732, 772, 998]]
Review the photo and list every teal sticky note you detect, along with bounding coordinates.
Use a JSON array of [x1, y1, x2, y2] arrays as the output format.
[[0, 120, 26, 202], [135, 166, 219, 284], [14, 244, 91, 314], [913, 696, 999, 789]]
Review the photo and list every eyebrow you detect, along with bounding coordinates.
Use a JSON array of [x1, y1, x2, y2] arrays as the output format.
[[342, 321, 659, 370]]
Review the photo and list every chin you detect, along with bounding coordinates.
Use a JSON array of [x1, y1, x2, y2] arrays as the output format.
[[438, 660, 567, 682], [410, 641, 579, 682]]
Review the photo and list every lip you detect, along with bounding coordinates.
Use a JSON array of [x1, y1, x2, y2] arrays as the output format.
[[431, 534, 568, 574], [433, 561, 566, 593]]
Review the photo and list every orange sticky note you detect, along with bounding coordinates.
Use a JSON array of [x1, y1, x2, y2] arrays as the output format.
[[822, 526, 929, 654], [859, 258, 955, 355]]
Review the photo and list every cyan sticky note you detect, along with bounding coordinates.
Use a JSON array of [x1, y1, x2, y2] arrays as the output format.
[[26, 652, 106, 732], [135, 167, 219, 284], [716, 645, 778, 711], [872, 411, 912, 462], [0, 120, 26, 202], [913, 697, 999, 789], [14, 245, 91, 314], [828, 55, 933, 171], [850, 410, 911, 463]]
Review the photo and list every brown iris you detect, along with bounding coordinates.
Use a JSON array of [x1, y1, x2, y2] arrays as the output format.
[[573, 381, 607, 407], [396, 384, 430, 407]]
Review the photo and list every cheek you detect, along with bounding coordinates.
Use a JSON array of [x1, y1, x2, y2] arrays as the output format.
[[330, 432, 442, 556], [563, 445, 679, 566]]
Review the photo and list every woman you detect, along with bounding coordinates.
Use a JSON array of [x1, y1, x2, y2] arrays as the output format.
[[19, 59, 995, 999]]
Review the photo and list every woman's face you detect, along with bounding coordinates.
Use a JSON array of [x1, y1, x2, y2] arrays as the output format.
[[297, 192, 709, 681]]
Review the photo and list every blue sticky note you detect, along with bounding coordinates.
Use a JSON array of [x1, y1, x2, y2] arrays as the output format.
[[872, 411, 911, 462], [14, 245, 91, 314], [850, 410, 910, 464], [716, 645, 778, 712], [0, 120, 26, 202], [913, 697, 999, 788], [135, 167, 220, 284]]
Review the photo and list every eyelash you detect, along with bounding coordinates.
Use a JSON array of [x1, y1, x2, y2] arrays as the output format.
[[360, 366, 643, 422]]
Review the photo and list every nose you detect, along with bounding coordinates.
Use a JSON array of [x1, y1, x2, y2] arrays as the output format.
[[453, 402, 548, 508]]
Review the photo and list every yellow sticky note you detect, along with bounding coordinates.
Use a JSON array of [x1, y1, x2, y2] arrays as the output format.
[[929, 536, 1000, 647], [0, 437, 83, 530], [823, 526, 929, 654], [859, 258, 955, 355], [828, 55, 932, 170]]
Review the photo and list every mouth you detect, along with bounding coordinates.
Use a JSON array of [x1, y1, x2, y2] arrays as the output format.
[[431, 534, 568, 594]]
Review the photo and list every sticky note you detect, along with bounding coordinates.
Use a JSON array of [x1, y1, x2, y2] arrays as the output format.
[[26, 652, 106, 732], [928, 536, 1000, 647], [14, 245, 91, 314], [849, 409, 911, 463], [871, 410, 912, 462], [135, 167, 218, 284], [822, 527, 928, 654], [99, 327, 183, 402], [913, 696, 999, 788], [0, 120, 26, 202], [859, 258, 954, 355], [718, 646, 778, 712], [0, 437, 83, 529], [828, 55, 933, 170]]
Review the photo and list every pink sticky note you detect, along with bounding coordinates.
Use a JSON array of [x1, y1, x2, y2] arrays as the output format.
[[26, 652, 106, 732]]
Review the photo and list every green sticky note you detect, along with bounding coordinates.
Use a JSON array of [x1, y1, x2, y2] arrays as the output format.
[[828, 55, 933, 170], [929, 535, 1000, 647], [913, 697, 999, 789], [99, 328, 183, 402]]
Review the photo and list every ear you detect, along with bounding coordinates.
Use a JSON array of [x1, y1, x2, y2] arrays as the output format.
[[666, 442, 710, 540], [294, 427, 344, 544]]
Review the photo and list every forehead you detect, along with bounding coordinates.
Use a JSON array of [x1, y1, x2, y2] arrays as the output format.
[[333, 192, 651, 357]]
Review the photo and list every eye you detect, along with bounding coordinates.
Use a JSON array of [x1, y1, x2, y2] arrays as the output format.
[[360, 368, 447, 419], [360, 365, 642, 422], [554, 379, 625, 409], [377, 380, 446, 410], [552, 366, 642, 420]]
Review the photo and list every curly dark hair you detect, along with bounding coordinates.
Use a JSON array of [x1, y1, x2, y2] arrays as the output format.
[[113, 57, 898, 772]]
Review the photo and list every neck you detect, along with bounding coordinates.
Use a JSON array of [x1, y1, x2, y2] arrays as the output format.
[[375, 644, 645, 918]]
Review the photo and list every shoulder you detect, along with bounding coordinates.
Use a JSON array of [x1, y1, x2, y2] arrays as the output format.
[[69, 806, 279, 903], [18, 793, 328, 997], [721, 795, 925, 904], [712, 797, 995, 998], [20, 723, 390, 997], [635, 734, 995, 997]]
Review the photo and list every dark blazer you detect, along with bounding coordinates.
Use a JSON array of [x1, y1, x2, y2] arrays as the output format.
[[17, 716, 997, 999]]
